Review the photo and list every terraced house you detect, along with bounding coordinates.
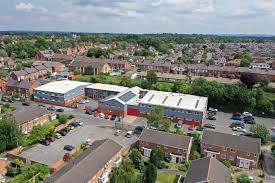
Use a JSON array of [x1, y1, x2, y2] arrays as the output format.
[[138, 129, 192, 163], [201, 130, 261, 169]]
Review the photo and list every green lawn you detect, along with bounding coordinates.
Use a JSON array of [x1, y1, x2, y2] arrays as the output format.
[[157, 173, 180, 183]]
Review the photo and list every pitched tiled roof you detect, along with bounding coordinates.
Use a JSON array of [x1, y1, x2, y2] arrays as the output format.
[[184, 157, 231, 183], [13, 107, 49, 125], [46, 139, 122, 183], [139, 129, 192, 150], [201, 130, 261, 154]]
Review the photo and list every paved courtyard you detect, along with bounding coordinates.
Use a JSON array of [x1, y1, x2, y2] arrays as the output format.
[[19, 114, 138, 166]]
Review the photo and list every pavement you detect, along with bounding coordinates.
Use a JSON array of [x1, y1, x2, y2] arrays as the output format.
[[18, 103, 138, 167]]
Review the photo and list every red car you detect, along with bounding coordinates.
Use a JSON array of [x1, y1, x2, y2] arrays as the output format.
[[188, 126, 196, 131], [104, 115, 110, 119], [48, 136, 55, 142], [93, 112, 99, 117]]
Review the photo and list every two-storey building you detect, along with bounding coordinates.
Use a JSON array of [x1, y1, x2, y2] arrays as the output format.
[[201, 130, 261, 169]]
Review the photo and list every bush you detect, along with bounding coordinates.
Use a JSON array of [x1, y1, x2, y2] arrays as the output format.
[[58, 114, 68, 124], [223, 160, 231, 168], [68, 114, 75, 120], [177, 164, 187, 172]]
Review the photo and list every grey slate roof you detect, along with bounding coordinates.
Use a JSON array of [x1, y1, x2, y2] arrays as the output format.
[[6, 80, 19, 87], [13, 107, 49, 125], [139, 129, 192, 150], [184, 157, 231, 183], [46, 139, 122, 183], [201, 130, 261, 154], [11, 70, 28, 77]]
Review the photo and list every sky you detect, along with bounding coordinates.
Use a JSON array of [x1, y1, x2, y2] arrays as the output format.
[[0, 0, 275, 34]]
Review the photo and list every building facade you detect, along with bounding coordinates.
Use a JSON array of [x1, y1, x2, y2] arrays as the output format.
[[139, 129, 192, 163], [201, 130, 261, 170], [33, 80, 89, 106]]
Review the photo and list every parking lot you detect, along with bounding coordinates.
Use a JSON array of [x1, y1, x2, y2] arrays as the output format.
[[19, 114, 138, 167]]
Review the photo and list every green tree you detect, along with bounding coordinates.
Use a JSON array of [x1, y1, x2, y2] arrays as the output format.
[[129, 148, 144, 170], [73, 70, 81, 75], [110, 160, 138, 183], [271, 145, 275, 152], [250, 124, 269, 144], [84, 65, 94, 75], [190, 150, 201, 160], [223, 160, 231, 168], [256, 97, 274, 115], [147, 106, 164, 129], [58, 114, 68, 124], [0, 117, 22, 152], [120, 77, 132, 87], [150, 149, 164, 168], [237, 173, 253, 183], [145, 163, 157, 183], [175, 128, 185, 135], [159, 119, 171, 132], [22, 60, 33, 68], [146, 70, 158, 85], [240, 73, 258, 89]]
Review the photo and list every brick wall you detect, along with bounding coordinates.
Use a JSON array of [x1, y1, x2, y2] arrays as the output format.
[[20, 114, 50, 133], [201, 143, 259, 169], [0, 158, 8, 176]]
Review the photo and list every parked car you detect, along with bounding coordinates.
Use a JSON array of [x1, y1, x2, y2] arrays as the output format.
[[64, 145, 75, 151], [110, 115, 117, 121], [99, 113, 105, 118], [188, 126, 196, 131], [243, 111, 252, 117], [104, 115, 110, 119], [22, 102, 30, 106], [55, 133, 62, 139], [47, 136, 55, 142], [85, 138, 94, 145], [208, 107, 218, 112], [78, 99, 86, 104], [231, 115, 242, 120], [58, 130, 67, 136], [41, 140, 50, 146], [135, 126, 145, 134], [243, 116, 255, 124], [114, 130, 122, 136], [126, 131, 134, 138], [233, 112, 241, 116], [232, 126, 246, 132], [175, 123, 182, 128], [203, 123, 216, 129], [47, 106, 56, 111], [38, 104, 46, 107], [67, 125, 75, 130], [84, 99, 89, 103], [207, 115, 216, 120], [230, 122, 244, 128], [196, 126, 206, 131], [272, 127, 275, 131], [75, 120, 83, 126], [93, 112, 99, 118], [56, 108, 64, 112]]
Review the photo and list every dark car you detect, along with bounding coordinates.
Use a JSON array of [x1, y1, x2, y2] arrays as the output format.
[[22, 102, 30, 106], [64, 145, 75, 151], [196, 126, 207, 131], [56, 108, 64, 112], [38, 104, 46, 107], [47, 106, 56, 111], [41, 140, 50, 146], [230, 122, 244, 128], [110, 115, 117, 121], [58, 130, 67, 136], [207, 115, 216, 120], [203, 123, 216, 129], [135, 126, 145, 134], [244, 118, 255, 124], [231, 115, 242, 120]]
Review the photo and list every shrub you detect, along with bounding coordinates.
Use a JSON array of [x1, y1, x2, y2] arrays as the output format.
[[68, 114, 75, 120], [177, 164, 187, 172], [223, 160, 231, 168], [58, 114, 68, 124]]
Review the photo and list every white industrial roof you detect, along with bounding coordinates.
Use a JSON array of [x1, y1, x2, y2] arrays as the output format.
[[86, 83, 128, 93], [139, 90, 208, 112], [34, 80, 90, 94]]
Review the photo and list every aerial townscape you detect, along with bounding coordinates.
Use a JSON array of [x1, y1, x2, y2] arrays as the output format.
[[1, 1, 275, 183]]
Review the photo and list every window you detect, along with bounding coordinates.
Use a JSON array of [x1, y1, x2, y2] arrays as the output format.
[[247, 153, 250, 156]]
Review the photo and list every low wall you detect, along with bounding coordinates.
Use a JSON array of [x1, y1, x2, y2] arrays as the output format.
[[6, 146, 27, 163]]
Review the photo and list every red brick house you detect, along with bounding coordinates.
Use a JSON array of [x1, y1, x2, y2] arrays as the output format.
[[6, 80, 39, 99], [13, 107, 51, 134], [35, 50, 54, 61], [0, 77, 8, 93], [201, 130, 261, 170], [138, 129, 192, 163], [69, 60, 111, 74]]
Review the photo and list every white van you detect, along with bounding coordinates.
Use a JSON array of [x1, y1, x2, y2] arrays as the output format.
[[126, 131, 134, 138]]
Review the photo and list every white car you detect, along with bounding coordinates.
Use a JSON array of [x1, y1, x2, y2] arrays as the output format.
[[85, 138, 93, 145], [99, 113, 105, 118], [84, 99, 90, 103], [243, 111, 252, 117], [233, 126, 247, 132], [126, 131, 134, 138], [75, 120, 83, 126], [272, 127, 275, 131], [114, 130, 121, 136]]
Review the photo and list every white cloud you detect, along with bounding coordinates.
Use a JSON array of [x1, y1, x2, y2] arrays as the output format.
[[16, 2, 35, 12], [15, 2, 48, 13]]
